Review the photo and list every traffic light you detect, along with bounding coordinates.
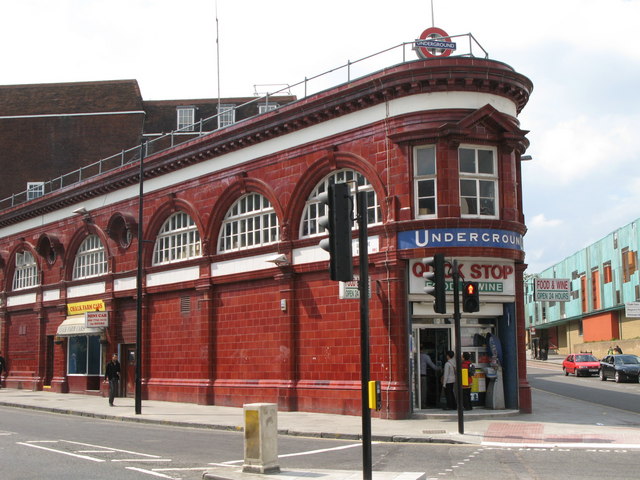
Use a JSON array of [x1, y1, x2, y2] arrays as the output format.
[[422, 253, 446, 314], [462, 281, 480, 313], [318, 182, 353, 282]]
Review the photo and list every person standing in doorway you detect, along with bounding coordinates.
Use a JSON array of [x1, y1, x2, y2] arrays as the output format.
[[420, 342, 438, 408], [0, 351, 6, 388], [105, 353, 121, 406], [442, 350, 457, 410], [461, 352, 473, 410]]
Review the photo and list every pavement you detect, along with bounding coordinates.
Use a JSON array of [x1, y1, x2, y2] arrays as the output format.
[[1, 357, 639, 480]]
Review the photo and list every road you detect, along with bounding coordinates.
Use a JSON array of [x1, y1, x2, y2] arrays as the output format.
[[527, 361, 640, 414], [1, 401, 640, 479]]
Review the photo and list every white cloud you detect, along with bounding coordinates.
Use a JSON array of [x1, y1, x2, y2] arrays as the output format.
[[529, 214, 562, 229]]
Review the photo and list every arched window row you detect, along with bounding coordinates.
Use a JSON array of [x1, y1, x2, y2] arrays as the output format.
[[4, 169, 382, 291]]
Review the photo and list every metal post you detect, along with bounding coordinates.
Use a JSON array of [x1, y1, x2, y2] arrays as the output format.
[[357, 190, 372, 480], [451, 260, 464, 434], [135, 142, 146, 415]]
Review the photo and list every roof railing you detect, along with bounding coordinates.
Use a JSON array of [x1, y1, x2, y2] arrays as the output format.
[[0, 34, 487, 212]]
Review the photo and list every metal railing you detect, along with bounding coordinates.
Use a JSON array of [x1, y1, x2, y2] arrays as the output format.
[[0, 34, 487, 212]]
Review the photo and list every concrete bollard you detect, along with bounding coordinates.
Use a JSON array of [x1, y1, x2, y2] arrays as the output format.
[[243, 403, 280, 474]]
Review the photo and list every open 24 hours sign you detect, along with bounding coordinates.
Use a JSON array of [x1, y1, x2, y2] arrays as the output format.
[[409, 258, 516, 296]]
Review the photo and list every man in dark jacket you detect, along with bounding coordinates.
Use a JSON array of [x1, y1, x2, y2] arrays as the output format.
[[104, 354, 121, 406], [0, 351, 6, 388]]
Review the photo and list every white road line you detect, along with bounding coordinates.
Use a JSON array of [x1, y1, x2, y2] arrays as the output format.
[[77, 450, 116, 453], [112, 458, 173, 462], [211, 441, 365, 465], [62, 440, 161, 458], [482, 441, 640, 449], [17, 442, 105, 462], [153, 467, 210, 472], [278, 442, 364, 458], [125, 467, 178, 479]]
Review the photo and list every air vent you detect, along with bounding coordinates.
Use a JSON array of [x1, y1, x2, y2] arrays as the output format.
[[180, 296, 191, 313]]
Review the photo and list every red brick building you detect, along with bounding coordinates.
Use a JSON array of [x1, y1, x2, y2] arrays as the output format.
[[0, 55, 533, 419]]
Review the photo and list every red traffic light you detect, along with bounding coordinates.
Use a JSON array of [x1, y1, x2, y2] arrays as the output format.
[[462, 281, 479, 313]]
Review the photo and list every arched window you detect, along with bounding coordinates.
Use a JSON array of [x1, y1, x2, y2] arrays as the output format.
[[152, 212, 202, 265], [218, 193, 279, 252], [73, 235, 107, 280], [300, 169, 381, 238], [12, 251, 39, 290]]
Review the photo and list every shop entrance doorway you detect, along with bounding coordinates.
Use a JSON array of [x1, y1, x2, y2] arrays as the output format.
[[121, 344, 136, 397], [412, 326, 451, 410]]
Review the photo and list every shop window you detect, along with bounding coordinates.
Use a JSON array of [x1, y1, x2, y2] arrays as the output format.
[[153, 212, 202, 265], [603, 262, 612, 284], [580, 274, 588, 313], [176, 107, 195, 131], [217, 104, 235, 128], [413, 145, 437, 217], [12, 251, 39, 290], [218, 193, 278, 252], [67, 335, 101, 375], [72, 235, 107, 280], [591, 268, 601, 310], [621, 248, 637, 283], [459, 146, 498, 218], [300, 169, 381, 238]]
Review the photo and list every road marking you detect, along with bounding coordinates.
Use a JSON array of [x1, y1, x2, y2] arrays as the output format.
[[483, 441, 640, 449], [112, 458, 173, 462], [17, 442, 105, 462], [125, 467, 177, 479], [63, 440, 161, 458], [210, 441, 365, 465]]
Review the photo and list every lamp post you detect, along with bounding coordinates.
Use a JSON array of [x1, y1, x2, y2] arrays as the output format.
[[135, 142, 146, 415]]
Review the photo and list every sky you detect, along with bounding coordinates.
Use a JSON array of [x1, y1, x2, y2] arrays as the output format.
[[2, 0, 639, 274]]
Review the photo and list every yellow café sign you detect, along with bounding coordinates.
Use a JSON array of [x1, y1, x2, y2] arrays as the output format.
[[67, 299, 106, 316]]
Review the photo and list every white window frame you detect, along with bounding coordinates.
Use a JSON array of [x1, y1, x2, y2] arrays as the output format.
[[27, 182, 44, 200], [176, 107, 195, 131], [152, 212, 202, 265], [413, 145, 437, 218], [459, 145, 498, 218], [73, 234, 107, 280], [258, 103, 278, 114], [300, 169, 381, 238], [217, 104, 235, 128], [13, 251, 39, 290], [218, 193, 279, 253]]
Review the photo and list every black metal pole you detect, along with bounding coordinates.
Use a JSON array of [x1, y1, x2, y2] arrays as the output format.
[[452, 259, 464, 434], [135, 142, 145, 415], [357, 191, 372, 480]]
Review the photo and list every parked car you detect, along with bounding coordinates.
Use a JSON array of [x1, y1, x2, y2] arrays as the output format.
[[562, 353, 600, 377], [599, 354, 640, 383]]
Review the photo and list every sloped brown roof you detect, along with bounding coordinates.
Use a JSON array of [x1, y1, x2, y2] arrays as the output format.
[[0, 79, 143, 116]]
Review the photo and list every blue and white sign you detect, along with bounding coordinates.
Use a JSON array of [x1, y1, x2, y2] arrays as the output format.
[[415, 39, 456, 50], [398, 228, 524, 251]]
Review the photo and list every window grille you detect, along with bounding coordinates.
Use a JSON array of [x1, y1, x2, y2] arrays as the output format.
[[73, 235, 107, 280], [300, 169, 380, 238], [218, 193, 279, 252], [152, 212, 202, 265], [13, 251, 39, 290]]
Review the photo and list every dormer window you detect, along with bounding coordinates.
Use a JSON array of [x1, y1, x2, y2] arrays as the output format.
[[217, 104, 235, 128], [177, 107, 195, 131], [27, 182, 44, 200]]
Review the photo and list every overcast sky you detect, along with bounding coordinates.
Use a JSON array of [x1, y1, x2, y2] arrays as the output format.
[[2, 0, 639, 274]]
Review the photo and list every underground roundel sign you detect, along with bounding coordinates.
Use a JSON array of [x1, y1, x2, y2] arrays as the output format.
[[415, 27, 456, 58]]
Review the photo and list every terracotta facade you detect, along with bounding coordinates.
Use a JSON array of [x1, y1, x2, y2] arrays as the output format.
[[0, 57, 533, 418]]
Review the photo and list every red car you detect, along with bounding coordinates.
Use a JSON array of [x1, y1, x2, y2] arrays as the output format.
[[562, 353, 601, 377]]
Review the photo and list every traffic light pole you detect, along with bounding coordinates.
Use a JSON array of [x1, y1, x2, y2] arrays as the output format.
[[357, 190, 372, 480], [451, 259, 464, 434]]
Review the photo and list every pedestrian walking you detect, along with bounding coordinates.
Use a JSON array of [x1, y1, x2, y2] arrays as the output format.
[[105, 353, 121, 406]]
